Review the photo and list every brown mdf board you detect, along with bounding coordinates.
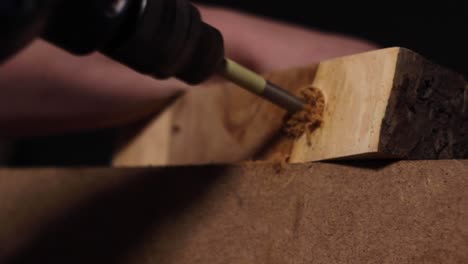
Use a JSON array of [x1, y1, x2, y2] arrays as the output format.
[[1, 160, 468, 263], [112, 47, 468, 166]]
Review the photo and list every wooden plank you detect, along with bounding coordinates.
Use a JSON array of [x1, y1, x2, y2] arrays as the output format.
[[113, 63, 318, 166], [1, 160, 468, 263], [112, 47, 468, 166]]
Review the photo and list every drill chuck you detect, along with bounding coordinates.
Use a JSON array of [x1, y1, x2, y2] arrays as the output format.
[[42, 0, 225, 84], [0, 0, 303, 113]]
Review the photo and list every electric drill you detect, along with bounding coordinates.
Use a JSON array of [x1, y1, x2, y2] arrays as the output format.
[[0, 0, 305, 112]]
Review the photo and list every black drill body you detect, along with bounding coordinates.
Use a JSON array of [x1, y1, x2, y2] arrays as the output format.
[[0, 0, 225, 84]]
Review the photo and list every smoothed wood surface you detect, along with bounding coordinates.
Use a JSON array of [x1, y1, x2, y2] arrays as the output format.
[[113, 47, 467, 166], [290, 48, 399, 161], [1, 160, 468, 263]]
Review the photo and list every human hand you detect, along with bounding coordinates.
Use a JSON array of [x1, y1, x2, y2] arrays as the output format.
[[0, 4, 378, 136], [197, 4, 378, 73]]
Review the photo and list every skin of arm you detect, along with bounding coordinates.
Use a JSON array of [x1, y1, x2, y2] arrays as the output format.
[[0, 4, 378, 137]]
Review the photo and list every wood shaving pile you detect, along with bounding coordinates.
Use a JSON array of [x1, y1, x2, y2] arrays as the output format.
[[283, 86, 325, 145]]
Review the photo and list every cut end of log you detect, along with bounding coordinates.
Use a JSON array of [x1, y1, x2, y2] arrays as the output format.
[[283, 86, 325, 145]]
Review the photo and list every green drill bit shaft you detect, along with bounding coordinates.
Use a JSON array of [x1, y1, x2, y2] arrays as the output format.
[[218, 58, 305, 113]]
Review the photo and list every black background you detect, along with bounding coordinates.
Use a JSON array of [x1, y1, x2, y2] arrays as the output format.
[[6, 0, 468, 166], [197, 0, 467, 78]]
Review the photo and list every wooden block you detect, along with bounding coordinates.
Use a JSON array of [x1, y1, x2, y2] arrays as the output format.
[[1, 160, 468, 263], [113, 63, 317, 166], [112, 47, 467, 166]]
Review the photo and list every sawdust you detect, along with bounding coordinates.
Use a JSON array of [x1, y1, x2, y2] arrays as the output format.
[[252, 86, 325, 167], [283, 86, 325, 146]]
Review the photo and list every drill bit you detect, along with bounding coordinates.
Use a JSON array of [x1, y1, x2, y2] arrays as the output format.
[[218, 58, 305, 113]]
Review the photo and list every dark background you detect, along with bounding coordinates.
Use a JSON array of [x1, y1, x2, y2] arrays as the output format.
[[198, 0, 467, 78], [5, 0, 468, 166]]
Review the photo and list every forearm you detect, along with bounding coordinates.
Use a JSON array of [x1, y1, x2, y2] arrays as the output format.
[[197, 4, 378, 72], [0, 5, 378, 136], [0, 41, 186, 136]]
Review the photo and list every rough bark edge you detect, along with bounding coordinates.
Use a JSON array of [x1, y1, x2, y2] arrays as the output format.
[[379, 48, 468, 159]]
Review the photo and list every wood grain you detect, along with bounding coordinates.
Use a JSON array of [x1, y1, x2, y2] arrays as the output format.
[[1, 160, 468, 263], [292, 48, 468, 161], [113, 65, 318, 166], [112, 47, 467, 166], [289, 47, 400, 161]]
